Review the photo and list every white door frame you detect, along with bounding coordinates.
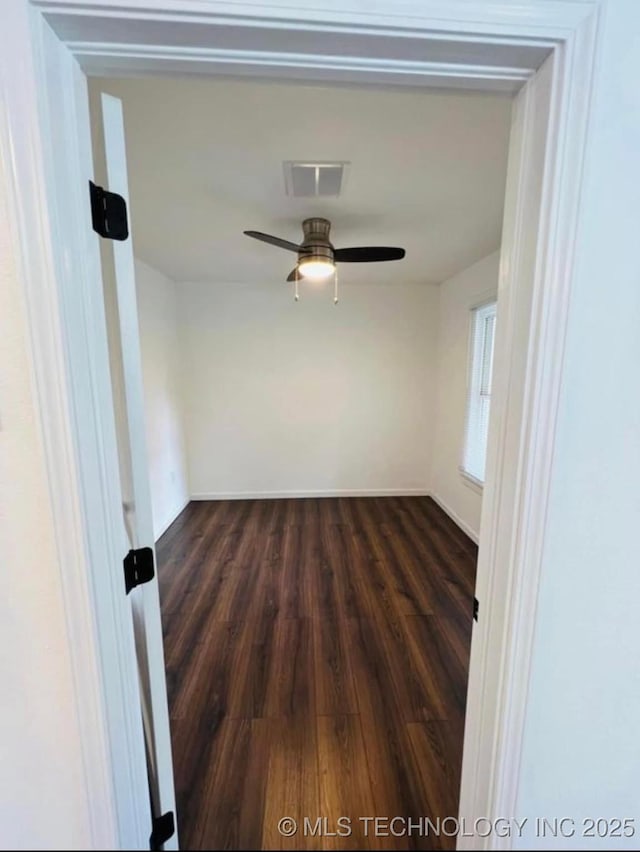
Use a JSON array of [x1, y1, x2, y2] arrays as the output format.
[[1, 1, 603, 848]]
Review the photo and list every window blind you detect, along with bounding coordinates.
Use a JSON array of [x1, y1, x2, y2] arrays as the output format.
[[462, 301, 497, 485]]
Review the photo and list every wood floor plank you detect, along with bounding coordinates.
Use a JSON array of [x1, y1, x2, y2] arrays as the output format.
[[161, 526, 238, 669], [264, 618, 315, 719], [404, 721, 462, 850], [170, 619, 243, 721], [226, 617, 278, 720], [316, 714, 385, 849], [320, 523, 363, 620], [344, 616, 439, 840], [157, 496, 477, 850], [197, 717, 272, 850], [261, 715, 320, 851], [280, 525, 314, 619], [192, 717, 252, 848], [312, 617, 358, 716]]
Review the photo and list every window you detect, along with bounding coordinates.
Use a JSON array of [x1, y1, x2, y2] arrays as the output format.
[[462, 300, 497, 487]]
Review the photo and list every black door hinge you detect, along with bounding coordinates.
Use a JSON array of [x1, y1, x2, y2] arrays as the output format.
[[123, 547, 155, 594], [150, 811, 175, 850], [89, 180, 129, 240], [473, 597, 479, 622]]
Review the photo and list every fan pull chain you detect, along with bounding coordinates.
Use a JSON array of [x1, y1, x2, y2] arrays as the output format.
[[294, 268, 299, 302], [334, 266, 339, 305]]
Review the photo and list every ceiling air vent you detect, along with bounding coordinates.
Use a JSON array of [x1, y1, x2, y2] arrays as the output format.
[[283, 161, 349, 198]]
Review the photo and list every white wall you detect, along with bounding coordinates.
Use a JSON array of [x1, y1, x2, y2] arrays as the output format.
[[513, 1, 640, 846], [430, 251, 500, 541], [135, 259, 189, 538], [179, 279, 437, 498]]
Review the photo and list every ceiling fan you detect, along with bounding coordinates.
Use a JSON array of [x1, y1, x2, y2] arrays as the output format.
[[243, 217, 405, 302]]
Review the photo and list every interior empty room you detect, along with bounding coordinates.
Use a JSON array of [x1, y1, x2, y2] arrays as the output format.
[[5, 2, 640, 851], [89, 75, 509, 849]]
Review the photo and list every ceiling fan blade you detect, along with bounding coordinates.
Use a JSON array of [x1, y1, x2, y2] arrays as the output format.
[[286, 268, 299, 282], [334, 246, 406, 263], [244, 230, 301, 253]]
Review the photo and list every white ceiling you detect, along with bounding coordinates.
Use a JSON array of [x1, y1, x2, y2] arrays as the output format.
[[90, 76, 511, 286]]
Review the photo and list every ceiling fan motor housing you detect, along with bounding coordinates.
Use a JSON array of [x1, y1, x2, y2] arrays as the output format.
[[300, 217, 334, 262]]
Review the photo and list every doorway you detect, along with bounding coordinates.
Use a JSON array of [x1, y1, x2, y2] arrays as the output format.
[[88, 71, 508, 848], [4, 2, 600, 848]]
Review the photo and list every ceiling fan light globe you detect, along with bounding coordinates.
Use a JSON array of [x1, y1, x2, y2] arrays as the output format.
[[298, 257, 335, 280]]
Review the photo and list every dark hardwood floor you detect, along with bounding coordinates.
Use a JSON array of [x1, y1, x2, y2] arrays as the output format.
[[157, 496, 477, 851]]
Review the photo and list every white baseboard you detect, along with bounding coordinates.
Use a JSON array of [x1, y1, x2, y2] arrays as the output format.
[[154, 496, 190, 542], [428, 491, 479, 544], [190, 487, 429, 501], [184, 489, 477, 542]]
